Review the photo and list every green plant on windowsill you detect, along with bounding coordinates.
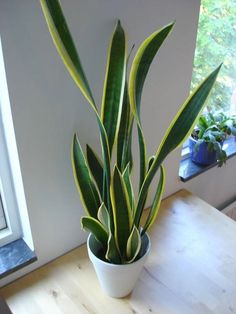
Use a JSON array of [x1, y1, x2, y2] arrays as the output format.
[[190, 112, 227, 166], [40, 0, 221, 296]]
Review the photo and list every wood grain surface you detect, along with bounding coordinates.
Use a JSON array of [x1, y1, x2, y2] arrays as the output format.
[[1, 189, 236, 314]]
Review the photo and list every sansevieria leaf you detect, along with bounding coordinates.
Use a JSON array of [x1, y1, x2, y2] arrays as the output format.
[[137, 125, 147, 191], [134, 64, 222, 226], [97, 204, 121, 263], [122, 164, 135, 212], [72, 134, 100, 218], [129, 22, 174, 124], [101, 21, 126, 154], [97, 203, 110, 232], [117, 81, 133, 172], [105, 232, 121, 264], [110, 166, 132, 258], [40, 0, 112, 214], [128, 22, 174, 193], [40, 0, 95, 109], [148, 156, 155, 170], [86, 145, 104, 197], [126, 226, 141, 263], [142, 165, 165, 234], [81, 216, 108, 246], [117, 46, 135, 172]]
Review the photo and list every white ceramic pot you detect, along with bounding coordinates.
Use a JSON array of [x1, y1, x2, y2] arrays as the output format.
[[87, 232, 151, 298]]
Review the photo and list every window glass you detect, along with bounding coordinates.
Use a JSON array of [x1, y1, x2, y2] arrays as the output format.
[[191, 0, 236, 114]]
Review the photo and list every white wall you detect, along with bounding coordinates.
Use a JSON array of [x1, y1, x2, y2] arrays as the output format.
[[0, 0, 235, 286]]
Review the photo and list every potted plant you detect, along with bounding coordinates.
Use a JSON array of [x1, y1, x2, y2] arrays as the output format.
[[40, 0, 221, 298], [190, 112, 227, 166]]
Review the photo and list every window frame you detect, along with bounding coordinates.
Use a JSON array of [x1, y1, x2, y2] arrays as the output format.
[[0, 38, 22, 247]]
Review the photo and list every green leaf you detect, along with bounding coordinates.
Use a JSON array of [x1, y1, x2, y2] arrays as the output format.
[[128, 22, 174, 194], [101, 20, 126, 153], [40, 0, 95, 109], [110, 166, 132, 258], [142, 165, 165, 234], [148, 156, 155, 170], [117, 46, 135, 172], [86, 145, 103, 197], [40, 0, 112, 215], [81, 216, 108, 246], [134, 64, 222, 226], [129, 22, 174, 124], [105, 232, 121, 264], [117, 82, 133, 172], [97, 119, 111, 214], [97, 204, 121, 263], [72, 134, 100, 218], [137, 125, 147, 191], [126, 226, 141, 263], [97, 203, 110, 232], [122, 164, 135, 212]]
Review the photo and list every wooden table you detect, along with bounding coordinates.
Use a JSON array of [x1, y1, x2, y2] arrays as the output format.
[[1, 189, 236, 314]]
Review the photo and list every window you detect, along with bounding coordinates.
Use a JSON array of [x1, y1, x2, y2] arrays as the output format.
[[191, 0, 236, 114], [0, 38, 22, 247], [0, 38, 36, 278], [179, 0, 236, 180]]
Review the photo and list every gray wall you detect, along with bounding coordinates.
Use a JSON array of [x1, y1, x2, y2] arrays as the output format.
[[0, 0, 235, 285]]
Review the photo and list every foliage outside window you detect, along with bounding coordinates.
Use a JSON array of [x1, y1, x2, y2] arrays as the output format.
[[191, 0, 236, 114]]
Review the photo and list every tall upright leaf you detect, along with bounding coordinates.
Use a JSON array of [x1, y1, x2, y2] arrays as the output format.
[[142, 165, 165, 234], [40, 0, 95, 108], [117, 81, 133, 172], [72, 135, 101, 218], [86, 145, 104, 197], [122, 164, 135, 212], [117, 46, 135, 172], [106, 232, 121, 264], [134, 65, 222, 226], [128, 22, 174, 193], [137, 125, 147, 190], [40, 0, 112, 213], [110, 166, 132, 259], [129, 22, 174, 122], [101, 21, 126, 153]]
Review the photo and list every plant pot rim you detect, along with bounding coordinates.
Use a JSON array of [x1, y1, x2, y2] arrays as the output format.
[[87, 232, 151, 268]]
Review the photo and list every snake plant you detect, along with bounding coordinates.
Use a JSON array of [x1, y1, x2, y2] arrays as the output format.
[[40, 0, 221, 264]]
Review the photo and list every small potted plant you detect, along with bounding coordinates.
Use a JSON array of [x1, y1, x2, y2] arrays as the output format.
[[190, 112, 227, 166], [40, 0, 221, 298]]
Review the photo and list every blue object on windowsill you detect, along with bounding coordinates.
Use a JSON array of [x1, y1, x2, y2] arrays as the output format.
[[189, 136, 218, 165]]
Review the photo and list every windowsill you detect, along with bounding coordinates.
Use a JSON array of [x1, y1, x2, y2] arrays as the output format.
[[0, 239, 37, 279], [179, 136, 236, 182]]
